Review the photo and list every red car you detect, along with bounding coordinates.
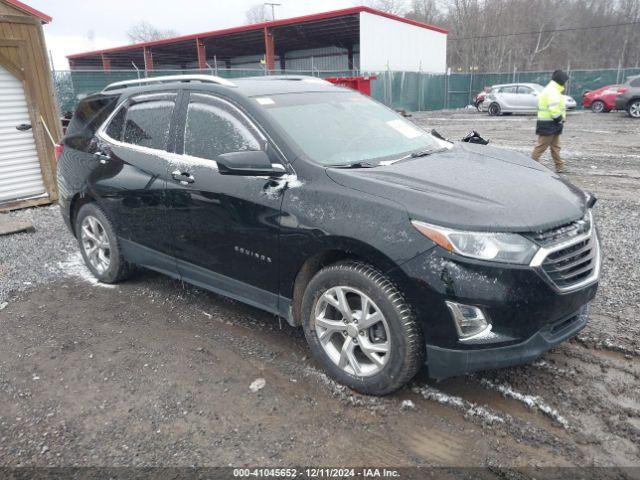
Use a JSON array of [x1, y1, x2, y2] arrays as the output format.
[[473, 87, 491, 110], [583, 84, 624, 113]]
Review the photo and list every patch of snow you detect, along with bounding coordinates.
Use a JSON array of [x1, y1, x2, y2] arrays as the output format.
[[263, 174, 304, 199], [479, 378, 569, 429], [401, 399, 415, 410], [249, 377, 266, 393], [0, 301, 7, 311], [412, 384, 504, 425], [56, 252, 116, 288]]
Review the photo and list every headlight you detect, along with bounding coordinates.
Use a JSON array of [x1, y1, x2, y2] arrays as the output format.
[[411, 220, 539, 264]]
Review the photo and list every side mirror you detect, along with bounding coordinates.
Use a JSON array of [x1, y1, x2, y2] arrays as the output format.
[[217, 150, 286, 177]]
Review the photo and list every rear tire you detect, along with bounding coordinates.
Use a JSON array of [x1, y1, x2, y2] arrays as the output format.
[[628, 100, 640, 118], [488, 102, 501, 116], [302, 261, 424, 395], [75, 203, 133, 284], [591, 100, 605, 113]]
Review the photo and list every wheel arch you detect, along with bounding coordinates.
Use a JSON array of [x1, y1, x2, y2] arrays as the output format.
[[287, 237, 409, 326], [69, 192, 98, 237]]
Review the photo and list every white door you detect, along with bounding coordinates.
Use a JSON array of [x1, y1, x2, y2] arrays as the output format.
[[0, 64, 46, 204]]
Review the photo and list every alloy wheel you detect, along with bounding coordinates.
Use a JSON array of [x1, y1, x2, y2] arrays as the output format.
[[630, 101, 640, 118], [80, 215, 111, 274], [591, 101, 604, 113], [314, 286, 390, 377]]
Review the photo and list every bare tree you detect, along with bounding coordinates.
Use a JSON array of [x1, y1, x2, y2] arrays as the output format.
[[245, 4, 268, 24], [406, 0, 444, 24], [362, 0, 409, 15], [406, 0, 640, 72], [126, 21, 178, 43]]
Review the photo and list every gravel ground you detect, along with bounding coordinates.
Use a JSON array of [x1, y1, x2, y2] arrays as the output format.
[[0, 109, 638, 474], [0, 205, 76, 302]]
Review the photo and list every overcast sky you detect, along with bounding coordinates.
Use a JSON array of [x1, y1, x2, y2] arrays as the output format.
[[27, 0, 356, 70]]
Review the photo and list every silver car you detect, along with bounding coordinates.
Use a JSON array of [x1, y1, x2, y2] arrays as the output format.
[[480, 83, 577, 116]]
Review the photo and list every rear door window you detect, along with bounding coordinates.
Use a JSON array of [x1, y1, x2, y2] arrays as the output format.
[[499, 86, 517, 94], [517, 86, 534, 94], [183, 93, 261, 161], [122, 95, 176, 150], [630, 77, 640, 87]]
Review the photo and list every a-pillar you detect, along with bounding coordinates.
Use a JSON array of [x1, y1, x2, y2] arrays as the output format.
[[143, 47, 154, 71], [196, 38, 207, 70], [263, 27, 275, 72]]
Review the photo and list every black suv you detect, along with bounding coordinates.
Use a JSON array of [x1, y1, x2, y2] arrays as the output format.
[[615, 75, 640, 118], [57, 75, 600, 395]]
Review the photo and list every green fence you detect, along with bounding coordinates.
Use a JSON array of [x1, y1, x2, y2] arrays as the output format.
[[370, 67, 640, 111], [53, 67, 640, 114]]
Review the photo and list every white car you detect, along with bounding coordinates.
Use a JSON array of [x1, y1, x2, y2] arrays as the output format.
[[480, 83, 577, 116]]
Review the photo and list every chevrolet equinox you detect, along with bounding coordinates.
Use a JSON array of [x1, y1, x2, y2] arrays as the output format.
[[57, 75, 600, 395]]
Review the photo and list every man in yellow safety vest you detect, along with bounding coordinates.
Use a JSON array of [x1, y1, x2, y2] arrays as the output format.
[[531, 70, 569, 173]]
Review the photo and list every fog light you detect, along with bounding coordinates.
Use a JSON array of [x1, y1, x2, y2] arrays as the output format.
[[445, 301, 490, 340]]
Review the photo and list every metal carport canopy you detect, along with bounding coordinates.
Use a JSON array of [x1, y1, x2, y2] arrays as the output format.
[[66, 6, 447, 70]]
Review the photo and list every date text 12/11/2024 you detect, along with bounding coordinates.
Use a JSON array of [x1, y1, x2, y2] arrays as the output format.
[[232, 468, 401, 478]]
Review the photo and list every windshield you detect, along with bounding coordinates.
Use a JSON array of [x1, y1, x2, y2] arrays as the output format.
[[256, 91, 446, 166]]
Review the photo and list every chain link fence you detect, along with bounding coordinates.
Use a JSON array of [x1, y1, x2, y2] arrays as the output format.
[[53, 67, 640, 114]]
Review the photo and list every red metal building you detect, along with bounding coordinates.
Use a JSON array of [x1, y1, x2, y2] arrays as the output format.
[[67, 6, 448, 73]]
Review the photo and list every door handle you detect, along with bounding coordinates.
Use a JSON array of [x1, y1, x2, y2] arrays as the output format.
[[171, 170, 195, 185], [16, 123, 32, 131]]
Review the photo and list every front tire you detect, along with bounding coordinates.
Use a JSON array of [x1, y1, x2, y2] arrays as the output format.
[[75, 203, 133, 283], [488, 102, 501, 116], [628, 100, 640, 118], [302, 261, 424, 395]]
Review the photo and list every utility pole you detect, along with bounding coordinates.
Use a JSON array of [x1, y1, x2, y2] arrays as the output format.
[[264, 2, 281, 21]]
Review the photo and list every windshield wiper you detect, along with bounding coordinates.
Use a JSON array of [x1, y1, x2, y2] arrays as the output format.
[[330, 161, 377, 169], [410, 147, 449, 158]]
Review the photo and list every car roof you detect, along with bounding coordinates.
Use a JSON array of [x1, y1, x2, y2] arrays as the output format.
[[492, 83, 541, 88]]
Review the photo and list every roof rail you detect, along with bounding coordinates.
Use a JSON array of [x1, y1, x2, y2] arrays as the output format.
[[102, 74, 236, 92]]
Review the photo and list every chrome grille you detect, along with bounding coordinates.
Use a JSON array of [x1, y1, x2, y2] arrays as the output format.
[[541, 235, 597, 289], [530, 211, 600, 292]]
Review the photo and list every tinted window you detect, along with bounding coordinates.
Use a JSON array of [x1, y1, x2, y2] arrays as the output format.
[[630, 77, 640, 87], [518, 86, 534, 94], [105, 107, 126, 141], [65, 95, 119, 151], [122, 98, 175, 150], [499, 86, 517, 94], [183, 93, 260, 160], [66, 95, 119, 137]]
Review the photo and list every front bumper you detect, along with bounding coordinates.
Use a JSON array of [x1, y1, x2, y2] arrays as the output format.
[[392, 233, 598, 379], [426, 306, 588, 379]]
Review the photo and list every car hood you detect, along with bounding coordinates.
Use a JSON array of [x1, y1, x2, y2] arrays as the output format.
[[326, 143, 586, 233]]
